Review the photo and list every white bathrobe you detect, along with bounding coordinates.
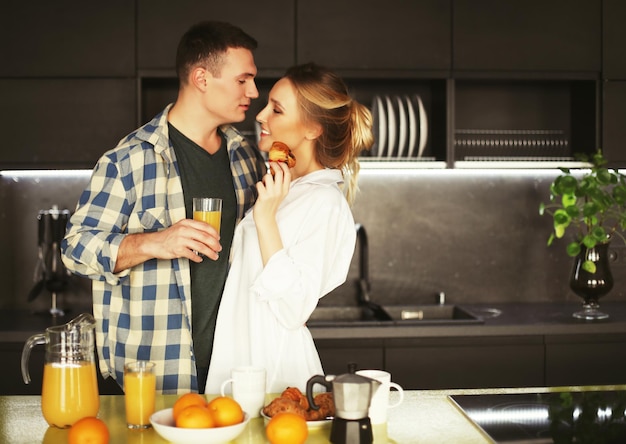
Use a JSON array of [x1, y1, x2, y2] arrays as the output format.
[[206, 169, 357, 394]]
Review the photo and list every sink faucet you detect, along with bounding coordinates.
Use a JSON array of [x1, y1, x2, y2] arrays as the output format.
[[355, 223, 370, 299], [355, 223, 392, 321]]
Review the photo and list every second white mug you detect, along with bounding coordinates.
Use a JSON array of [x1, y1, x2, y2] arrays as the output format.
[[220, 366, 266, 418], [356, 369, 404, 424]]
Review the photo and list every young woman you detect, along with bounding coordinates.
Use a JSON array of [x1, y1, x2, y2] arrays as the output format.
[[206, 63, 373, 394]]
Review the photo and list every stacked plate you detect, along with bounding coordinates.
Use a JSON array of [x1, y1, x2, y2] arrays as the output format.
[[370, 94, 428, 159]]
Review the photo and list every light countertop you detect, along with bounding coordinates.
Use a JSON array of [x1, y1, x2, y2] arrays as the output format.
[[3, 385, 624, 444]]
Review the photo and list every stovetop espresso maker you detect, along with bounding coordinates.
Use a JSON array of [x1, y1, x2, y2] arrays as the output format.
[[306, 364, 381, 444]]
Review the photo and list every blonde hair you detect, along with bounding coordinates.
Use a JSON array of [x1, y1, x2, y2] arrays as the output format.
[[284, 63, 373, 204]]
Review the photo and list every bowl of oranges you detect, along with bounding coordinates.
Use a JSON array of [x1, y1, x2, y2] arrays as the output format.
[[150, 394, 250, 444]]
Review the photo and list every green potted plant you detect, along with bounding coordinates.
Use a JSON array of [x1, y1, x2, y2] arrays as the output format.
[[539, 150, 626, 319], [539, 150, 626, 272]]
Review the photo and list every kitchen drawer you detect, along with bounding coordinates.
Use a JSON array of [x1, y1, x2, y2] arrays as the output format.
[[385, 336, 545, 390], [314, 338, 384, 376], [545, 333, 626, 387]]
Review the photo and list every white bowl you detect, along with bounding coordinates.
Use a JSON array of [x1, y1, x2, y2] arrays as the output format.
[[261, 411, 332, 431], [150, 408, 250, 444]]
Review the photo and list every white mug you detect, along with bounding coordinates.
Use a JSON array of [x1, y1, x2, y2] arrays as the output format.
[[220, 366, 266, 418], [356, 369, 404, 424]]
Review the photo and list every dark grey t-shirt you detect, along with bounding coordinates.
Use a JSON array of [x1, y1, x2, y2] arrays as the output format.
[[168, 123, 237, 385]]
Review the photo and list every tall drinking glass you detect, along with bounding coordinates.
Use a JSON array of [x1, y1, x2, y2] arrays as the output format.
[[193, 198, 222, 234], [124, 361, 156, 429]]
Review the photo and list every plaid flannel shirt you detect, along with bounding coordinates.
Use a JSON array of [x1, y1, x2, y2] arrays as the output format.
[[61, 104, 266, 394]]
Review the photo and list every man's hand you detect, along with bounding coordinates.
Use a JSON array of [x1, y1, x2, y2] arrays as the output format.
[[114, 219, 222, 272]]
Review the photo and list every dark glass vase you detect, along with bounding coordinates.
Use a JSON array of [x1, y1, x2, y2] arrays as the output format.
[[569, 243, 613, 320]]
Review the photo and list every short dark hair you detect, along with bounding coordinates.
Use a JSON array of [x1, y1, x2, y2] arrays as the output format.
[[175, 21, 257, 82]]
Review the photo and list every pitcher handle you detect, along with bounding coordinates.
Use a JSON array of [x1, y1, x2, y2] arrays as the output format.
[[21, 333, 46, 384]]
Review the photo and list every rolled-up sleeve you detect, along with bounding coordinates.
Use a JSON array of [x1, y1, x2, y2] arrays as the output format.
[[62, 156, 132, 285]]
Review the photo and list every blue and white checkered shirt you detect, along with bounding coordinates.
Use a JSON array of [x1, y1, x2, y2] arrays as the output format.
[[61, 104, 266, 394]]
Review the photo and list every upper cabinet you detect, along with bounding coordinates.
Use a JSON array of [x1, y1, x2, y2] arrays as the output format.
[[603, 0, 626, 164], [0, 1, 135, 77], [602, 81, 626, 166], [603, 0, 626, 80], [297, 0, 451, 74], [453, 0, 601, 74], [0, 0, 618, 168], [136, 0, 295, 73], [0, 79, 136, 169]]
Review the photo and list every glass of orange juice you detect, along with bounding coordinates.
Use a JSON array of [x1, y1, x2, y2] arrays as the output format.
[[193, 197, 222, 233], [124, 361, 156, 429], [193, 198, 222, 256]]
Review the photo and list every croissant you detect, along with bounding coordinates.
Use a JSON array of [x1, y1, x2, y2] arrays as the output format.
[[262, 387, 335, 421], [268, 141, 296, 169], [307, 392, 335, 421], [262, 396, 308, 418], [281, 386, 310, 410]]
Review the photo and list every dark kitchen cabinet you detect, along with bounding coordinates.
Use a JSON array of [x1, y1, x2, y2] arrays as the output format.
[[0, 1, 615, 168], [385, 336, 545, 390], [602, 81, 626, 166], [603, 0, 626, 79], [0, 79, 136, 169], [454, 79, 598, 162], [297, 0, 451, 72], [453, 0, 601, 73], [315, 339, 384, 376], [136, 0, 295, 73], [545, 334, 626, 386], [0, 1, 135, 77]]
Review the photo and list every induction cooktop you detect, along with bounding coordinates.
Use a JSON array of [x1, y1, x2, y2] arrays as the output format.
[[450, 390, 626, 443]]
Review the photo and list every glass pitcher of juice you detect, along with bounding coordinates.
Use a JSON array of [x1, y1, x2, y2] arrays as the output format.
[[21, 313, 100, 428]]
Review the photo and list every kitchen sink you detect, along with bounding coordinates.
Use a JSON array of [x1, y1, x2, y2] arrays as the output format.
[[307, 304, 484, 327]]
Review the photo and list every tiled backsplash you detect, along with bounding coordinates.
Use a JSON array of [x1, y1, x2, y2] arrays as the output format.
[[2, 166, 625, 313]]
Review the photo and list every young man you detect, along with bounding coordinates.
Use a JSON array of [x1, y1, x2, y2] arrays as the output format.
[[62, 21, 266, 394]]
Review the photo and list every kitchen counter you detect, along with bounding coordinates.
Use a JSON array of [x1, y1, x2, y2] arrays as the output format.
[[3, 302, 626, 343], [2, 385, 624, 443], [309, 302, 626, 339]]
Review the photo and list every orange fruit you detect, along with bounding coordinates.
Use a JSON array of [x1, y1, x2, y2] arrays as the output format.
[[207, 396, 244, 427], [266, 412, 308, 444], [172, 392, 208, 421], [68, 416, 110, 444], [175, 405, 215, 429]]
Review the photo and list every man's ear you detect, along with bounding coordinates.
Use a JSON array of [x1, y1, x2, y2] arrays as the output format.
[[191, 67, 209, 91]]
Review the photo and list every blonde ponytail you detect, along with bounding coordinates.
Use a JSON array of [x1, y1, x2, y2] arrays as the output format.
[[284, 63, 374, 205], [343, 101, 373, 204]]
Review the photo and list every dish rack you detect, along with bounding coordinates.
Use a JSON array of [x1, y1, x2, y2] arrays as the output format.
[[367, 94, 429, 160], [454, 129, 572, 161]]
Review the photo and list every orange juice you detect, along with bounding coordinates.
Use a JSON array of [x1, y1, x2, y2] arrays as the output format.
[[124, 370, 156, 427], [193, 210, 221, 233], [41, 361, 99, 428]]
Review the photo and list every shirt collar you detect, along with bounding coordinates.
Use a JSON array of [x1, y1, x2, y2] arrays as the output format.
[[292, 168, 344, 187]]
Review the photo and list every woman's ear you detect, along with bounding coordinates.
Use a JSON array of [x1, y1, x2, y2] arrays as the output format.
[[305, 122, 323, 141]]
